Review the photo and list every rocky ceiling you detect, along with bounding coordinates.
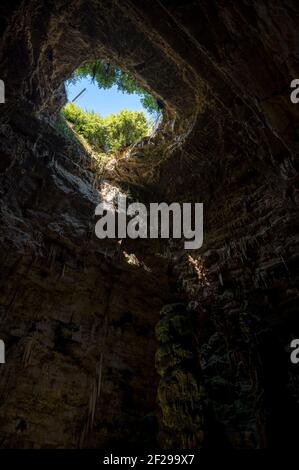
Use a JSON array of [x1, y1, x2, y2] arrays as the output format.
[[0, 0, 298, 449]]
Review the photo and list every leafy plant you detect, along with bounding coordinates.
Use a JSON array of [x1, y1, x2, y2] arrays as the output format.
[[62, 102, 149, 153]]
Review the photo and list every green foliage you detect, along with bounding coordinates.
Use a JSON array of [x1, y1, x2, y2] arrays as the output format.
[[155, 343, 194, 377], [63, 102, 107, 150], [62, 102, 149, 153], [67, 59, 161, 116], [104, 108, 149, 151], [155, 303, 204, 448], [54, 112, 79, 144]]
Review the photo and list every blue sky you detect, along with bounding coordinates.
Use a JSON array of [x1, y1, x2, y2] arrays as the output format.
[[65, 76, 150, 118]]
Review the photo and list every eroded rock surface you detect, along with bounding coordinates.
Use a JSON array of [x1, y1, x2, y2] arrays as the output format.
[[0, 0, 298, 448]]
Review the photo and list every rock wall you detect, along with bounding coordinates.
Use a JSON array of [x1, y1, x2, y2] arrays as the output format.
[[0, 0, 298, 448], [0, 109, 173, 448]]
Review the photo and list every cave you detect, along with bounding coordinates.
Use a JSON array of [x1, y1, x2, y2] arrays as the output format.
[[0, 0, 299, 452]]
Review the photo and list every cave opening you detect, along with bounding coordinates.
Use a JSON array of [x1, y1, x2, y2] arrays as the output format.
[[58, 59, 163, 159]]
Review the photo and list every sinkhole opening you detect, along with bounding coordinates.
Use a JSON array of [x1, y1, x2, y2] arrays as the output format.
[[55, 59, 163, 166]]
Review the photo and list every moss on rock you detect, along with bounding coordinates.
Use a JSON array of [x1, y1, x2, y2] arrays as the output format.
[[155, 303, 204, 448]]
